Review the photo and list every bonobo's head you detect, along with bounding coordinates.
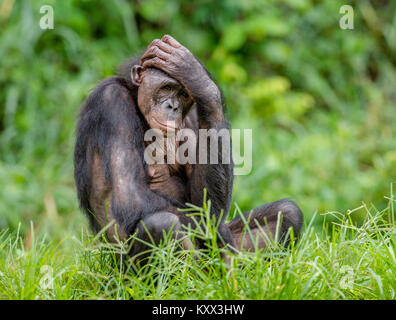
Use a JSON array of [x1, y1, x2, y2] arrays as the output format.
[[131, 65, 193, 133]]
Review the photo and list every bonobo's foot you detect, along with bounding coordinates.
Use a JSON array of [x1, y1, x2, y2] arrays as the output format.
[[128, 200, 303, 266], [226, 199, 303, 252], [129, 212, 193, 266]]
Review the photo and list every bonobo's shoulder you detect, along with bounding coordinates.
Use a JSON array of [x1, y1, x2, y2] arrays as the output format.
[[93, 76, 136, 99], [82, 76, 139, 116]]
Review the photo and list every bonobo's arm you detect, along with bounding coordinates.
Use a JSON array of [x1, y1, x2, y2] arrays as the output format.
[[140, 35, 224, 129], [140, 35, 235, 247], [78, 77, 180, 235]]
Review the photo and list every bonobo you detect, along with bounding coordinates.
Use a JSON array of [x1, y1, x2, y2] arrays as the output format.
[[74, 35, 303, 261]]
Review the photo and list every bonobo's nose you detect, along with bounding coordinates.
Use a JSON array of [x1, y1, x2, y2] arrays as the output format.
[[163, 101, 179, 113]]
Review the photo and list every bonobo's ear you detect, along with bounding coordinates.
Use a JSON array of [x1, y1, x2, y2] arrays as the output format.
[[131, 65, 145, 86]]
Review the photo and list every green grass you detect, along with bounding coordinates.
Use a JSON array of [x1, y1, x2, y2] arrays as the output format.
[[0, 197, 394, 300]]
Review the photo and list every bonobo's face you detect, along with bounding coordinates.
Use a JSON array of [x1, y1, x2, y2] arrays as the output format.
[[131, 66, 193, 133]]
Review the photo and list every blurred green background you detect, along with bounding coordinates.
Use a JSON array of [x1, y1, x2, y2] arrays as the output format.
[[0, 0, 395, 238]]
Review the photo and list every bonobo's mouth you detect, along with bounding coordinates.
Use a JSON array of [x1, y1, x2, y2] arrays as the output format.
[[153, 118, 178, 131]]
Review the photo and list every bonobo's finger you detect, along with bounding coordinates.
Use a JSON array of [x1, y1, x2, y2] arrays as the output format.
[[155, 40, 174, 54], [140, 46, 170, 65], [142, 57, 167, 70], [147, 39, 161, 50], [161, 34, 182, 48]]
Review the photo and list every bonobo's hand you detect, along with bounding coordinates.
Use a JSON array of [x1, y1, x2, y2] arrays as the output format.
[[140, 35, 222, 113]]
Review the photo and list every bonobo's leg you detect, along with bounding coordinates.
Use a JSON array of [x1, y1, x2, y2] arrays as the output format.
[[129, 212, 192, 265], [227, 199, 303, 251]]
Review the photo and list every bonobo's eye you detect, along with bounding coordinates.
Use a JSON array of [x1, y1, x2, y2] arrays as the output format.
[[180, 90, 189, 98], [162, 85, 172, 91]]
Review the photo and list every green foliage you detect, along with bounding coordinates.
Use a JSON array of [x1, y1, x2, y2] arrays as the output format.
[[0, 0, 395, 273]]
